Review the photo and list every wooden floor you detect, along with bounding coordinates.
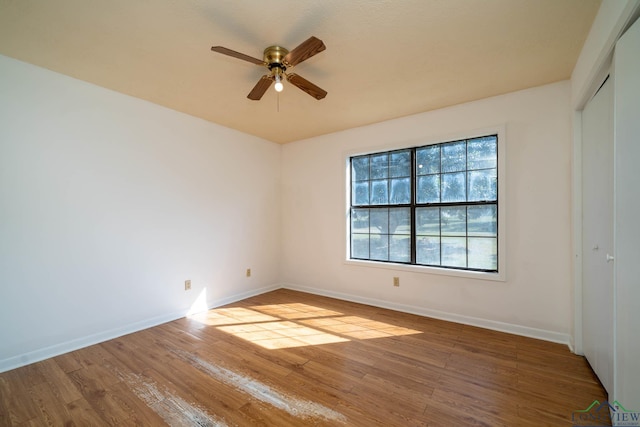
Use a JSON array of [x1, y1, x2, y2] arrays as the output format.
[[0, 289, 609, 426]]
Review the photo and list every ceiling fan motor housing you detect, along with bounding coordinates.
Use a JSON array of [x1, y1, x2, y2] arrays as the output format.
[[264, 46, 289, 73]]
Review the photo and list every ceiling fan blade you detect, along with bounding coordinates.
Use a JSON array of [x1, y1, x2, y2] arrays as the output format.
[[211, 46, 265, 65], [247, 75, 273, 100], [286, 73, 327, 100], [283, 36, 326, 68]]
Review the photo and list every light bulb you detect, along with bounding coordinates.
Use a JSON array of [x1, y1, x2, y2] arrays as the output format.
[[274, 74, 283, 92], [274, 74, 284, 92]]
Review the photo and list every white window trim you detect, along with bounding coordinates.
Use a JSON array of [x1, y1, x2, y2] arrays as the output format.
[[343, 125, 506, 282]]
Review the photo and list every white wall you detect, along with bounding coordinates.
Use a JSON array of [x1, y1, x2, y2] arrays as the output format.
[[0, 55, 281, 372], [281, 81, 573, 343]]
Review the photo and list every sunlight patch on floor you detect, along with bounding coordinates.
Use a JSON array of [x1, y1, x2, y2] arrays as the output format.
[[302, 316, 421, 339], [250, 303, 344, 319], [217, 321, 349, 349], [189, 301, 422, 350], [188, 307, 279, 326]]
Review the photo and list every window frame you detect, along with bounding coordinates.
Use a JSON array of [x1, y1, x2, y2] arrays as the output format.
[[344, 127, 506, 282]]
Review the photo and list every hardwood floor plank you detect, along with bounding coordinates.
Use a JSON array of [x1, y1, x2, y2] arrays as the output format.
[[140, 362, 250, 422], [6, 364, 45, 389], [517, 349, 602, 381], [284, 342, 371, 380], [105, 380, 172, 425], [53, 351, 84, 374], [64, 397, 115, 426], [372, 335, 452, 369], [279, 358, 360, 393], [35, 358, 83, 405], [429, 382, 518, 426], [0, 289, 609, 426], [445, 352, 520, 387], [351, 372, 431, 412], [236, 401, 307, 427], [198, 339, 296, 380], [27, 381, 73, 425], [0, 371, 42, 424], [424, 397, 498, 427], [517, 367, 606, 402]]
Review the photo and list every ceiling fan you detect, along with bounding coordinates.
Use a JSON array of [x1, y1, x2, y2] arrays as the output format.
[[211, 36, 327, 101]]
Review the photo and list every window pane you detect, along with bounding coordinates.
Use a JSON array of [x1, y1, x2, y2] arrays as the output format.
[[441, 237, 467, 267], [370, 179, 389, 204], [389, 208, 411, 235], [468, 136, 497, 170], [390, 151, 411, 178], [441, 172, 466, 202], [416, 207, 440, 235], [351, 234, 369, 259], [416, 146, 440, 175], [370, 209, 388, 234], [351, 208, 369, 233], [371, 235, 389, 261], [370, 154, 388, 179], [353, 181, 369, 205], [468, 169, 497, 201], [390, 236, 410, 262], [389, 208, 411, 262], [351, 209, 370, 260], [417, 175, 440, 203], [442, 141, 466, 172], [352, 156, 370, 181], [441, 207, 466, 236], [468, 205, 497, 237], [390, 178, 410, 204], [417, 236, 440, 265], [468, 237, 497, 270]]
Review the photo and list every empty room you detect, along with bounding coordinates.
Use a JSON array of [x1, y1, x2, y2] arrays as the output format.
[[1, 0, 639, 425]]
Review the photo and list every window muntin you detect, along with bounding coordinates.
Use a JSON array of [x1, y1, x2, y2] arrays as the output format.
[[349, 135, 498, 273]]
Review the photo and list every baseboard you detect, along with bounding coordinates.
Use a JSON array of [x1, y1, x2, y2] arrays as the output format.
[[281, 283, 572, 347], [0, 283, 280, 373]]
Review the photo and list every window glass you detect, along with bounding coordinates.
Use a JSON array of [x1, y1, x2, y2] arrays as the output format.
[[350, 135, 498, 272]]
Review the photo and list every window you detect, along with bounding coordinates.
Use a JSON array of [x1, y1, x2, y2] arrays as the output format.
[[349, 135, 498, 273]]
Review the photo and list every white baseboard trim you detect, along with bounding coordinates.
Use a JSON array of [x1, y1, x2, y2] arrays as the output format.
[[0, 284, 280, 373], [281, 283, 572, 347]]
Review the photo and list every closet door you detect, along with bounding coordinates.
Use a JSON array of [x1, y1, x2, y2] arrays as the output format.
[[612, 14, 640, 408], [581, 75, 614, 395]]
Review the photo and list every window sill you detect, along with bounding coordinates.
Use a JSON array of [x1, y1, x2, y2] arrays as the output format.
[[344, 258, 506, 282]]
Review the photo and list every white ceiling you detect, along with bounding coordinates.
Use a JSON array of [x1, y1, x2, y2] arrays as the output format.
[[0, 0, 600, 144]]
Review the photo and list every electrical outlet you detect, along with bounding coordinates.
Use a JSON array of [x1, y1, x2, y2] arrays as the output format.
[[184, 279, 191, 291], [393, 277, 400, 287], [246, 268, 251, 277]]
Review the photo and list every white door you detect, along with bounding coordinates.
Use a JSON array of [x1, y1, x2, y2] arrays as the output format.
[[612, 15, 640, 408], [581, 75, 614, 394]]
